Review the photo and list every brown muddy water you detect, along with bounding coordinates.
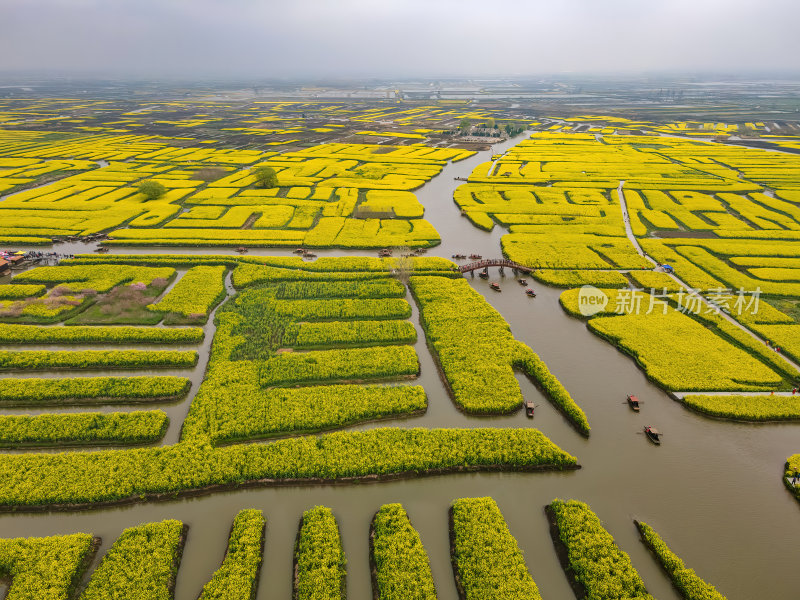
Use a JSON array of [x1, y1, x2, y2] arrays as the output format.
[[1, 135, 799, 599]]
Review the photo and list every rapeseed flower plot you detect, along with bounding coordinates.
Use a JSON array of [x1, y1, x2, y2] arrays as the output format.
[[294, 507, 346, 600], [549, 500, 654, 600], [451, 497, 544, 599], [588, 310, 783, 391], [197, 510, 265, 600], [80, 520, 185, 600], [0, 532, 96, 599], [371, 504, 437, 600]]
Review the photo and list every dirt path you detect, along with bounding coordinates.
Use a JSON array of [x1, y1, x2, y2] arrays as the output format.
[[617, 180, 651, 259]]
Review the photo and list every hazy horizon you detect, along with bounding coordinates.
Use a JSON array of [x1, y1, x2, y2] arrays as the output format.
[[3, 0, 799, 80]]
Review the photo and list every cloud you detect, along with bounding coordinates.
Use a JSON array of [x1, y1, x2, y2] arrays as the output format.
[[1, 0, 798, 78]]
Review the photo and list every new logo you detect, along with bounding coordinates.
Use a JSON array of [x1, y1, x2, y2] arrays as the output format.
[[578, 285, 609, 317]]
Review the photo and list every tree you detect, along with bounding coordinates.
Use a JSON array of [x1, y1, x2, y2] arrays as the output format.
[[392, 247, 414, 285], [252, 166, 278, 189], [505, 123, 525, 136], [138, 180, 166, 201]]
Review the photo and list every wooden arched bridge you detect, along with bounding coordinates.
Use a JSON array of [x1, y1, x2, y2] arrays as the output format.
[[458, 258, 534, 274]]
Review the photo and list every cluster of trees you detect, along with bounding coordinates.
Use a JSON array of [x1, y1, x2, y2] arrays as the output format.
[[252, 166, 278, 188], [503, 123, 527, 136], [454, 118, 526, 137]]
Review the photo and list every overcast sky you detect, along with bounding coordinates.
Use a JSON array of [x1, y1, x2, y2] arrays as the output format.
[[2, 0, 799, 79]]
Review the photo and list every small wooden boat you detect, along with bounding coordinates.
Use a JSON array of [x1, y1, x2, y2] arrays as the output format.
[[235, 246, 248, 254], [627, 394, 640, 412], [469, 254, 482, 260], [293, 248, 305, 255], [478, 271, 489, 279], [452, 254, 467, 260], [525, 288, 536, 297], [93, 247, 110, 253], [490, 282, 501, 292], [644, 426, 661, 445], [525, 399, 535, 417], [518, 278, 528, 286]]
